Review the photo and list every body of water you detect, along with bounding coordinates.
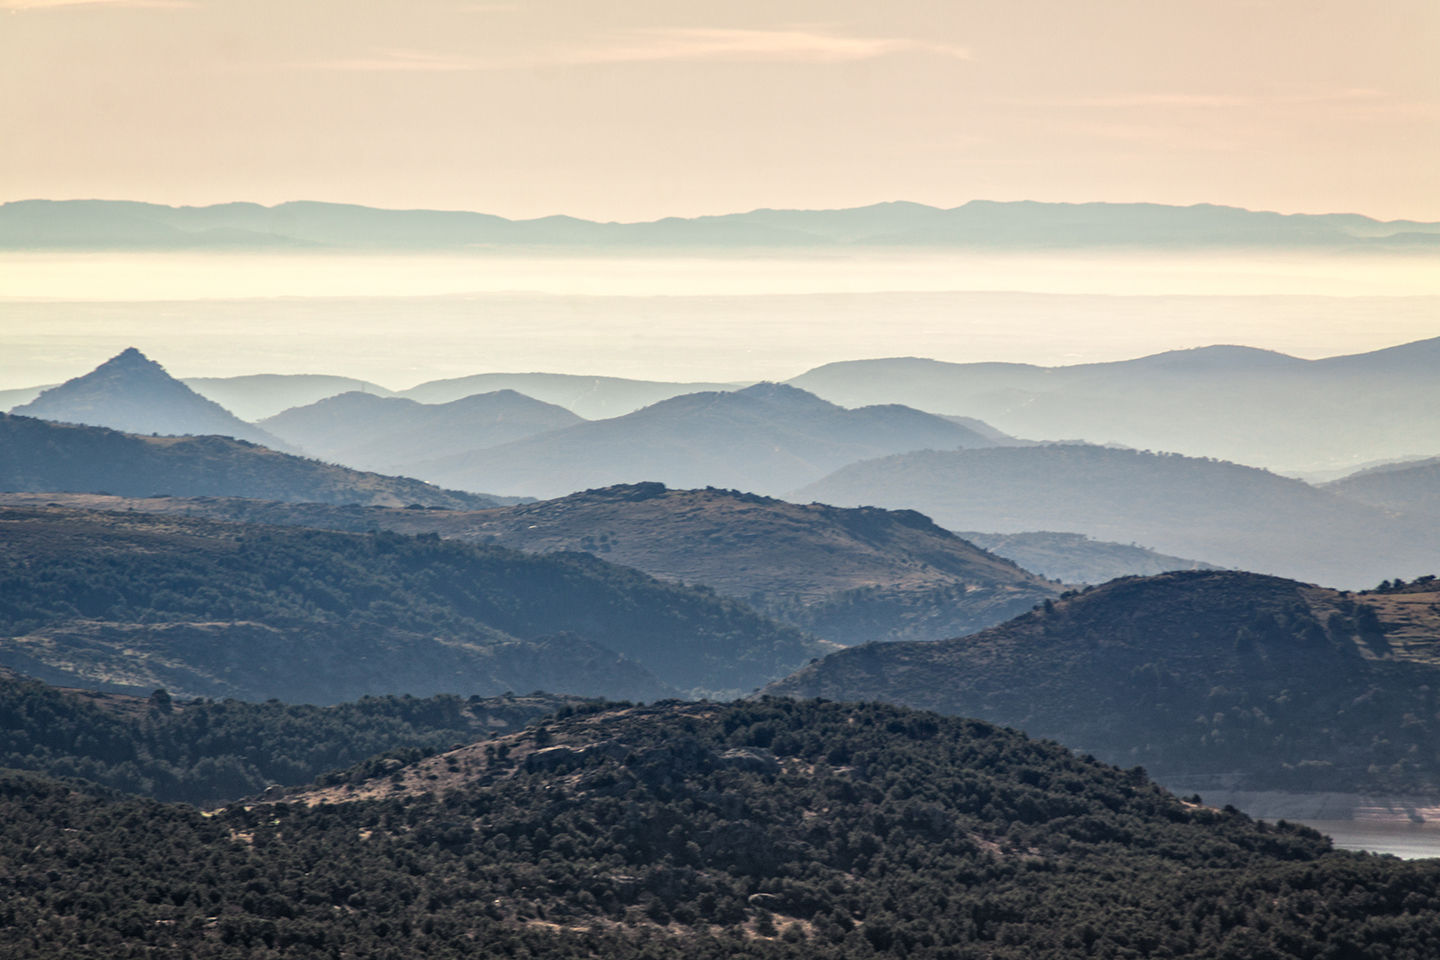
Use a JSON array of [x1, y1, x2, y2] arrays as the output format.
[[1298, 820, 1440, 860]]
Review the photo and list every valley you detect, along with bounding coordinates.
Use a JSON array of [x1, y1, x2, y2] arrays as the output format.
[[7, 2, 1440, 951], [1, 209, 1439, 955]]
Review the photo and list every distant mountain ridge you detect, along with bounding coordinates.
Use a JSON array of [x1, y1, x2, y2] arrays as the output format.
[[1324, 456, 1440, 524], [795, 443, 1440, 589], [11, 348, 285, 448], [183, 374, 397, 421], [4, 198, 1436, 250], [787, 338, 1440, 473], [958, 530, 1220, 584], [398, 373, 753, 419], [260, 390, 584, 475], [2, 372, 757, 424], [411, 382, 999, 498]]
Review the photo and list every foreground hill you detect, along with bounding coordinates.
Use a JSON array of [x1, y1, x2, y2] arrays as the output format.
[[261, 389, 584, 474], [0, 506, 824, 701], [0, 487, 1061, 646], [10, 347, 285, 447], [416, 383, 996, 498], [0, 413, 506, 508], [767, 570, 1440, 794], [795, 444, 1437, 588], [788, 338, 1440, 474], [0, 667, 583, 806], [6, 698, 1440, 959], [399, 372, 751, 419], [958, 530, 1220, 584]]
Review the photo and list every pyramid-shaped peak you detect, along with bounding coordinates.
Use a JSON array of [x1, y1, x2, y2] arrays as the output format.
[[12, 348, 283, 447], [94, 347, 166, 374], [109, 346, 153, 364]]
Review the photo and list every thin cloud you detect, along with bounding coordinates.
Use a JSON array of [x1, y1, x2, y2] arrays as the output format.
[[563, 27, 972, 64], [2, 0, 193, 8], [1006, 89, 1387, 109], [293, 27, 970, 74], [303, 48, 484, 73]]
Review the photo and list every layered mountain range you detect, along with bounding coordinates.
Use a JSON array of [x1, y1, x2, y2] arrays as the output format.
[[796, 444, 1438, 588], [260, 389, 584, 476], [789, 338, 1440, 473], [7, 202, 1440, 958], [407, 382, 998, 498], [7, 345, 1440, 589], [182, 373, 396, 421], [397, 372, 750, 420]]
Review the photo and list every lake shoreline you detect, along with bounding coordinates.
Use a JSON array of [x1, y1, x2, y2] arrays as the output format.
[[1175, 790, 1440, 824], [1161, 788, 1440, 859]]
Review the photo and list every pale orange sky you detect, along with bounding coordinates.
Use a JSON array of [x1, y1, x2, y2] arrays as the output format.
[[3, 0, 1438, 221]]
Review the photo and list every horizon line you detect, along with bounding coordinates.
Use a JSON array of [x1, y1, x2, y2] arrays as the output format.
[[4, 196, 1436, 227]]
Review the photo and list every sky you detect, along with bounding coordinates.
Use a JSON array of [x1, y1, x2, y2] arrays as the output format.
[[3, 0, 1439, 222]]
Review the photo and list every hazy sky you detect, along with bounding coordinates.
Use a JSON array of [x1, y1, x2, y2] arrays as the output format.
[[4, 0, 1438, 221]]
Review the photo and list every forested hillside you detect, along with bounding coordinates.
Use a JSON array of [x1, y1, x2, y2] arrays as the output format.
[[3, 699, 1440, 959], [0, 668, 583, 806], [768, 570, 1440, 794]]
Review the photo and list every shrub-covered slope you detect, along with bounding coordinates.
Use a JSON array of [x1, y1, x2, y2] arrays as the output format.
[[455, 484, 1058, 645], [4, 699, 1440, 959], [0, 667, 584, 806], [0, 506, 825, 701], [0, 487, 1060, 646], [767, 570, 1440, 793]]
